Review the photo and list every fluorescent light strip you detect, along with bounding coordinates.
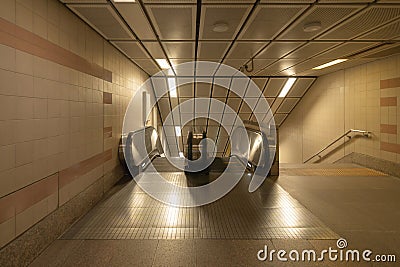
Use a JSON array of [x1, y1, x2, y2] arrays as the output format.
[[312, 59, 348, 70], [168, 78, 177, 97], [175, 126, 181, 137], [278, 78, 297, 98], [155, 59, 170, 69]]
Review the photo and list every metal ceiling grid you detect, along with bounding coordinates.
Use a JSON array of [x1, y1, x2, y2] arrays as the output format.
[[61, 0, 400, 156]]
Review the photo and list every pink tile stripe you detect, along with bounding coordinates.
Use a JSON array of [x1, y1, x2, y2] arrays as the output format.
[[59, 149, 112, 188], [380, 97, 397, 106], [0, 174, 58, 224], [381, 142, 400, 154], [0, 17, 112, 82], [380, 124, 397, 135], [380, 77, 400, 89]]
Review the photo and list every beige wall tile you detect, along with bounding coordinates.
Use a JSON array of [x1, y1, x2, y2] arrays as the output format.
[[0, 45, 16, 72], [16, 51, 34, 76], [0, 168, 17, 197], [0, 69, 17, 95], [16, 97, 34, 120], [16, 73, 34, 97], [0, 0, 147, 247], [16, 2, 32, 31], [16, 141, 34, 167], [0, 95, 17, 121], [15, 202, 34, 236], [14, 162, 34, 189], [280, 54, 400, 163], [33, 98, 48, 119]]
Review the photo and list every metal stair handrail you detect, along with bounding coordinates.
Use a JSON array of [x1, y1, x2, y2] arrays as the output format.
[[303, 129, 371, 163]]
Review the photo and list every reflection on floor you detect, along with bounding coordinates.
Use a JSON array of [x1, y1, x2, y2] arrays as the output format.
[[61, 172, 337, 240], [30, 162, 400, 267]]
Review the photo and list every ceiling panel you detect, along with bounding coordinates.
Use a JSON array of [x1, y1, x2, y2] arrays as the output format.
[[222, 59, 247, 69], [227, 98, 242, 112], [274, 113, 288, 126], [271, 98, 284, 113], [260, 0, 315, 2], [133, 59, 160, 75], [148, 5, 195, 40], [164, 42, 195, 58], [316, 42, 378, 59], [114, 2, 156, 40], [200, 6, 250, 40], [69, 5, 134, 40], [278, 5, 362, 40], [239, 5, 307, 40], [226, 42, 267, 59], [287, 78, 315, 97], [177, 84, 194, 97], [198, 42, 230, 59], [203, 0, 254, 2], [157, 98, 171, 121], [256, 42, 304, 59], [196, 83, 212, 97], [278, 58, 330, 75], [318, 0, 373, 3], [263, 78, 286, 97], [251, 78, 268, 91], [318, 6, 400, 40], [212, 85, 228, 98], [113, 41, 149, 59], [144, 0, 196, 2], [61, 0, 107, 3], [239, 100, 254, 113], [142, 42, 165, 58], [243, 59, 276, 73], [256, 59, 302, 76], [356, 20, 400, 40], [284, 42, 340, 59], [277, 98, 300, 113]]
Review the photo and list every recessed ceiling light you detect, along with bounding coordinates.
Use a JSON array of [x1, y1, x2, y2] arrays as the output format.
[[212, 22, 229, 33], [312, 59, 348, 70], [155, 59, 170, 69], [303, 21, 322, 32], [278, 78, 297, 98]]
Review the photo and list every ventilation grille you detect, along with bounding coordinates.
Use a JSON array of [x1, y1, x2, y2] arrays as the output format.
[[288, 78, 315, 97], [319, 7, 400, 40], [317, 42, 377, 58], [361, 44, 400, 58], [279, 6, 360, 40], [357, 20, 400, 40], [241, 6, 306, 40], [285, 42, 339, 59], [71, 5, 133, 40]]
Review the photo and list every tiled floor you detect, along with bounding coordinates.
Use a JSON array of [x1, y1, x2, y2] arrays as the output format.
[[30, 162, 400, 266]]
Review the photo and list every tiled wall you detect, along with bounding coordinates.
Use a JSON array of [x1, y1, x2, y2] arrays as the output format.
[[280, 54, 400, 164], [0, 0, 147, 248]]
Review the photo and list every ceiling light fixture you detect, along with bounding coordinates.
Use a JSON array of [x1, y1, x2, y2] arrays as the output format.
[[168, 78, 177, 97], [312, 59, 348, 70], [303, 21, 322, 32], [212, 22, 229, 33], [278, 78, 297, 98], [156, 59, 170, 69], [175, 126, 182, 137]]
